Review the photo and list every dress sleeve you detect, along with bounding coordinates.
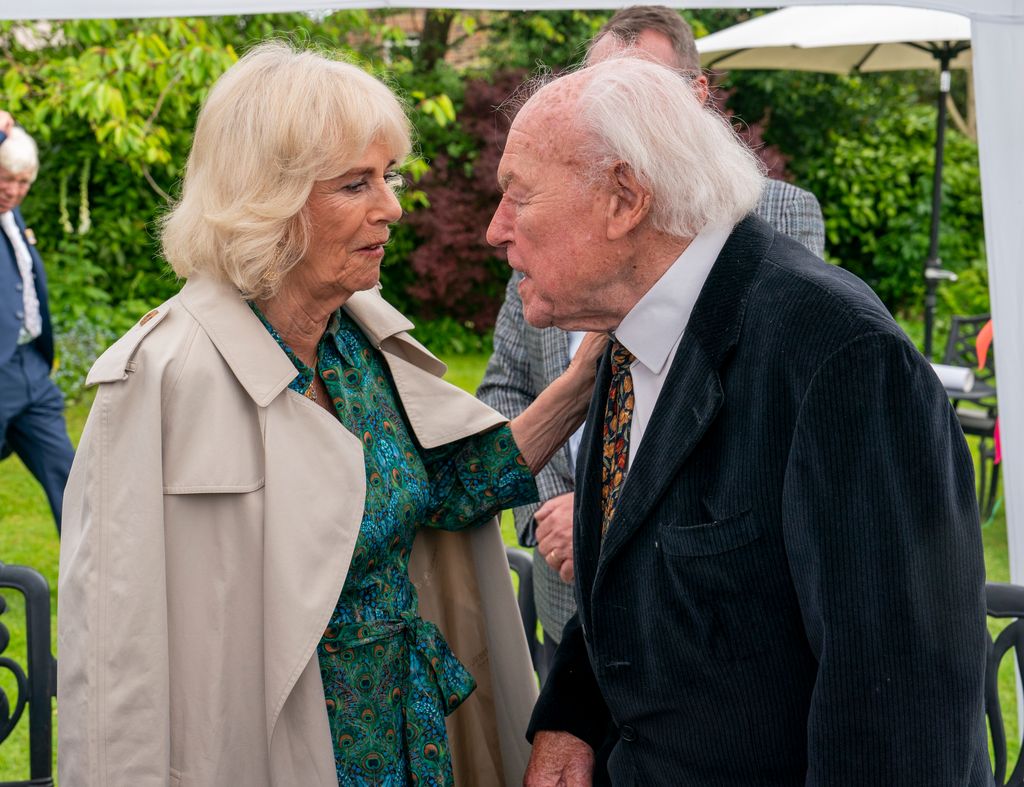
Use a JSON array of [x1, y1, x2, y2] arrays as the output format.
[[421, 423, 539, 531]]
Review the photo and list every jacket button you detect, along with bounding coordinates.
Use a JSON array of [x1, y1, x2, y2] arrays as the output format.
[[15, 282, 22, 291], [621, 725, 637, 742], [15, 310, 24, 319]]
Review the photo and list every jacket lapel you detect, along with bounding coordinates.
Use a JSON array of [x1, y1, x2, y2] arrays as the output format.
[[596, 336, 722, 570], [573, 344, 612, 628], [260, 393, 365, 745], [586, 215, 775, 575]]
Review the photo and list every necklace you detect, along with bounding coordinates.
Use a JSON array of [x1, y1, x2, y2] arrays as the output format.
[[305, 363, 319, 402]]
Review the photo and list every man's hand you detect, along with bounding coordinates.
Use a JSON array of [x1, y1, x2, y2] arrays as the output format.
[[0, 111, 14, 137], [524, 730, 594, 786], [536, 492, 575, 583]]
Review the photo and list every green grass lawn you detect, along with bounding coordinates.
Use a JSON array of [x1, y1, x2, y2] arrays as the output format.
[[0, 351, 1014, 780]]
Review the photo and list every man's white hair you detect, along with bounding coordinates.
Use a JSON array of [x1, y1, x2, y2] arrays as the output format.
[[575, 56, 764, 237], [0, 127, 39, 179]]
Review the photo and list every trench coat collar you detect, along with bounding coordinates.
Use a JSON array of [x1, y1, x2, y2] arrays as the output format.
[[179, 276, 298, 408], [179, 276, 502, 448], [178, 278, 447, 405]]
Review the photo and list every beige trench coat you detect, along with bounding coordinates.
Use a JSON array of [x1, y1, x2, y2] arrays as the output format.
[[57, 275, 538, 786]]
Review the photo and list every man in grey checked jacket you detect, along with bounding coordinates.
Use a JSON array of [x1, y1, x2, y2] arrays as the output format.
[[477, 6, 826, 657]]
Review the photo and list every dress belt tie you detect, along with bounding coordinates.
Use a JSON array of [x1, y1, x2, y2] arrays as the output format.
[[320, 611, 476, 715]]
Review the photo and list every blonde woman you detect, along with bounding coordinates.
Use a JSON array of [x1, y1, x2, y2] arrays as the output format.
[[58, 43, 601, 786]]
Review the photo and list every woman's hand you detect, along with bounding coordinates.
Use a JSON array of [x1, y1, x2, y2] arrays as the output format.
[[508, 333, 608, 475], [565, 331, 607, 383]]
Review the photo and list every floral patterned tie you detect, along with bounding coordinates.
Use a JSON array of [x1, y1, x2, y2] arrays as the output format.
[[601, 341, 636, 536]]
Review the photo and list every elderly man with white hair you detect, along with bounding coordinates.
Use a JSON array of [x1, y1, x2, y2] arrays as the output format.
[[0, 109, 74, 534], [477, 7, 825, 670], [488, 58, 989, 786]]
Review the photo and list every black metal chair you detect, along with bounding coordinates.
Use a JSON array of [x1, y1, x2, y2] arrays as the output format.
[[505, 546, 551, 685], [0, 562, 56, 787], [943, 314, 999, 519], [987, 582, 1024, 786]]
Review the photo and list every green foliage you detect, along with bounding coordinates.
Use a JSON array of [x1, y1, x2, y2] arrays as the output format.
[[53, 315, 118, 400], [939, 249, 991, 334], [413, 317, 492, 356], [1, 10, 991, 399], [712, 66, 986, 333], [2, 14, 461, 398], [4, 18, 247, 384], [480, 10, 606, 70]]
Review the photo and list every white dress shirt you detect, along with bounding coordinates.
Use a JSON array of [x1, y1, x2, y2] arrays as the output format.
[[613, 225, 731, 468], [1, 210, 43, 343], [566, 329, 587, 471]]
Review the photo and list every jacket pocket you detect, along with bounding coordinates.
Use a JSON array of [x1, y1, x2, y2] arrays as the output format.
[[658, 510, 760, 557]]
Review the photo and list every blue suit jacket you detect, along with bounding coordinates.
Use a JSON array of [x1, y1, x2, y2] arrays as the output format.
[[0, 204, 54, 369], [1, 128, 55, 462]]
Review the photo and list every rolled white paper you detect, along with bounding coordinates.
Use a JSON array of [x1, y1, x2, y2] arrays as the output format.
[[931, 363, 975, 393]]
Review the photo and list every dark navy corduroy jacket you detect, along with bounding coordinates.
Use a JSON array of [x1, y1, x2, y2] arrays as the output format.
[[530, 214, 989, 786]]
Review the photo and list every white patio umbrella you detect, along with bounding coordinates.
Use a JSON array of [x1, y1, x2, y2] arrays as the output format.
[[697, 5, 972, 360]]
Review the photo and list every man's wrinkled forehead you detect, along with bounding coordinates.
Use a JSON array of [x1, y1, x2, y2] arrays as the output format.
[[505, 77, 588, 167]]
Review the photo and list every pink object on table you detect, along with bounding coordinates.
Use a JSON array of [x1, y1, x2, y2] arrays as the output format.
[[975, 319, 999, 464], [976, 319, 994, 371]]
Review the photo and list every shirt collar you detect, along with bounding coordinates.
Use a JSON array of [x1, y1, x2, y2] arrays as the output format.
[[614, 225, 732, 375]]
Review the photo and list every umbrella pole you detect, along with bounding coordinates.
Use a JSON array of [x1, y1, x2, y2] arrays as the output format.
[[923, 53, 952, 361]]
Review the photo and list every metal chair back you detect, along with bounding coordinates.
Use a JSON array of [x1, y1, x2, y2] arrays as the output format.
[[506, 546, 550, 684], [987, 582, 1024, 787], [0, 562, 55, 787], [943, 313, 997, 402], [943, 313, 999, 518]]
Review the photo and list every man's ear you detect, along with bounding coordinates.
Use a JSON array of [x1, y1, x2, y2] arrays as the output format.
[[606, 162, 652, 241], [692, 73, 710, 104]]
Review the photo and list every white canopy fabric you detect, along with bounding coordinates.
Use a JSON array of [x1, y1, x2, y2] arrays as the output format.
[[11, 0, 1024, 18], [696, 5, 971, 72], [6, 0, 1024, 582]]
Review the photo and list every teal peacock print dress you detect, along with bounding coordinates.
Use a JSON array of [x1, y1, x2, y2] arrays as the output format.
[[252, 305, 538, 786]]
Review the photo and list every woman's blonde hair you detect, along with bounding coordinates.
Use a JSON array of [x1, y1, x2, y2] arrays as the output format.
[[161, 42, 412, 299]]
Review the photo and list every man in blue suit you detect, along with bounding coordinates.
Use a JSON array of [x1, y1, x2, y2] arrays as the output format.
[[0, 110, 74, 534]]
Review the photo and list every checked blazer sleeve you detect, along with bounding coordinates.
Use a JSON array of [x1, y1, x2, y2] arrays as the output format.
[[477, 272, 573, 547], [756, 179, 826, 259]]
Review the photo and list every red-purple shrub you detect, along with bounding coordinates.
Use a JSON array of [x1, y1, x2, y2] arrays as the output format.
[[405, 70, 527, 330]]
